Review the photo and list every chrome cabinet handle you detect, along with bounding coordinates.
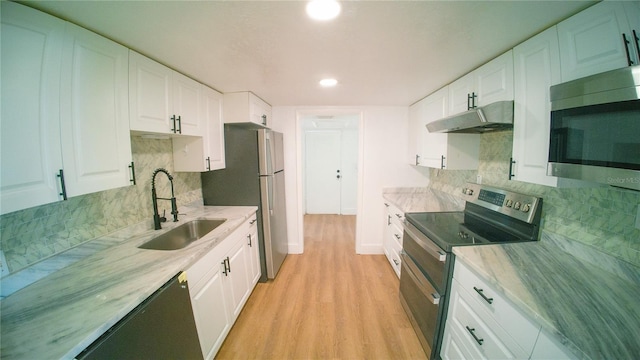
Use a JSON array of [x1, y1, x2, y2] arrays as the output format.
[[465, 326, 484, 345], [473, 286, 494, 304], [415, 154, 420, 166], [387, 215, 391, 225], [206, 157, 211, 171], [221, 257, 231, 275]]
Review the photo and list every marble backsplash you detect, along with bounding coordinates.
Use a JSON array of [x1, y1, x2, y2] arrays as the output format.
[[428, 130, 640, 268], [0, 136, 203, 275]]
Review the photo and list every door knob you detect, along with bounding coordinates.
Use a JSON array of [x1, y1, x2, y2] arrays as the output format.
[[337, 175, 341, 179]]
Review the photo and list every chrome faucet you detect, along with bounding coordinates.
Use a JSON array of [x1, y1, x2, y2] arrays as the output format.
[[151, 168, 178, 230]]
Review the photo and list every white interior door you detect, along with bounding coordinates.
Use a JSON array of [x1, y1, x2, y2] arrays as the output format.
[[305, 130, 341, 214]]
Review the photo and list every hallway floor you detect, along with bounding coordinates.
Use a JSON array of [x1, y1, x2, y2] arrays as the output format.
[[215, 214, 427, 359]]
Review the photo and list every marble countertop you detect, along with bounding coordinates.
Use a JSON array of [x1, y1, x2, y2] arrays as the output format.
[[382, 187, 465, 213], [0, 205, 258, 360], [453, 232, 640, 359]]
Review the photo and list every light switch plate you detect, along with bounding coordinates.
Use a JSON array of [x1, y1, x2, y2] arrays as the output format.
[[636, 205, 640, 230]]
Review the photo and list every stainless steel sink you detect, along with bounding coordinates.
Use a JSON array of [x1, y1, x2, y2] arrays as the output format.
[[138, 219, 226, 250]]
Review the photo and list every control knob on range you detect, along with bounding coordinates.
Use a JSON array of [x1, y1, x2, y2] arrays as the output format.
[[521, 203, 531, 213], [505, 199, 513, 207], [462, 188, 474, 196], [458, 231, 469, 239], [514, 201, 521, 210]]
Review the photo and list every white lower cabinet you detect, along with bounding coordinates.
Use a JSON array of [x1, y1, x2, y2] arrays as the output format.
[[246, 217, 261, 285], [186, 214, 260, 360], [442, 259, 576, 360], [382, 201, 404, 278]]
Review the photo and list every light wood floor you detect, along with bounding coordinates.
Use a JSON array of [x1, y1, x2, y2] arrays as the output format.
[[215, 214, 427, 360]]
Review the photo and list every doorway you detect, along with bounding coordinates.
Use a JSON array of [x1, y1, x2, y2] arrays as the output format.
[[302, 115, 358, 215]]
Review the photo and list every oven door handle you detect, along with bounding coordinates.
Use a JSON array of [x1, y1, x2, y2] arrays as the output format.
[[403, 221, 447, 262], [400, 252, 441, 305]]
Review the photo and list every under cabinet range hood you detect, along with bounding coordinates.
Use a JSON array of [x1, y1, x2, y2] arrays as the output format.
[[426, 100, 514, 134]]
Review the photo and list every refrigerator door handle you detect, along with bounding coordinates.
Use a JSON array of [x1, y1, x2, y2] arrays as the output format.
[[268, 175, 274, 213]]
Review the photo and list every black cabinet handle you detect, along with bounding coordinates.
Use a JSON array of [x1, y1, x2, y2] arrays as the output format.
[[206, 157, 211, 171], [171, 115, 177, 133], [467, 92, 477, 110], [623, 33, 635, 66], [250, 219, 257, 225], [508, 157, 516, 180], [393, 259, 399, 266], [394, 234, 401, 240], [387, 215, 391, 225], [221, 257, 231, 275], [177, 115, 182, 134], [440, 155, 445, 169], [633, 30, 640, 64], [415, 154, 420, 166], [57, 169, 68, 200], [247, 234, 252, 247], [129, 162, 136, 185], [261, 114, 267, 125], [473, 286, 494, 304], [465, 326, 484, 345]]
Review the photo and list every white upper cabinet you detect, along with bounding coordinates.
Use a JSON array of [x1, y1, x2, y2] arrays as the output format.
[[129, 50, 202, 136], [1, 2, 133, 214], [411, 87, 480, 170], [1, 1, 65, 214], [448, 50, 514, 115], [60, 22, 132, 197], [173, 85, 226, 172], [557, 1, 639, 82], [511, 27, 562, 187], [224, 91, 271, 127]]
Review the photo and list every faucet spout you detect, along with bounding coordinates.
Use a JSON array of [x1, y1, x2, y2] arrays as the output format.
[[151, 168, 178, 230]]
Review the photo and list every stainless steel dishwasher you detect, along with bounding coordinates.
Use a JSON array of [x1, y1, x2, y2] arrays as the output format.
[[76, 272, 203, 360]]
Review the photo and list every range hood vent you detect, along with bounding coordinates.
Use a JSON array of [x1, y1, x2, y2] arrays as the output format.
[[426, 100, 514, 134]]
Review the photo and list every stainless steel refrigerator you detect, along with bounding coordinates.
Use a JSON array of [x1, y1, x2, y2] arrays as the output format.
[[201, 125, 288, 281]]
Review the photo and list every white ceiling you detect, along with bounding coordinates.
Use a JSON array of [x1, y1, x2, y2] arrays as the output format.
[[21, 0, 595, 107]]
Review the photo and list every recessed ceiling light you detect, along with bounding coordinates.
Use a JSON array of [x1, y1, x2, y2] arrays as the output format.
[[306, 0, 341, 21], [319, 78, 338, 87]]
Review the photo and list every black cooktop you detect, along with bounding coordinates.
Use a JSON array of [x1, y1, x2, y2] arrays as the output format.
[[405, 211, 531, 252]]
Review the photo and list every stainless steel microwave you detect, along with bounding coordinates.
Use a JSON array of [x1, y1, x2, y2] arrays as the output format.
[[548, 65, 640, 191]]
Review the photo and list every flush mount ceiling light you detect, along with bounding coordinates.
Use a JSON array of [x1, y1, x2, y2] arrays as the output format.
[[306, 0, 341, 21], [319, 78, 338, 87]]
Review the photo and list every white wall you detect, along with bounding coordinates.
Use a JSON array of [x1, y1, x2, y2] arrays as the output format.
[[270, 106, 429, 255]]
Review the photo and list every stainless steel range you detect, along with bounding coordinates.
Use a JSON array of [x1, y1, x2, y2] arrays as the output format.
[[399, 183, 542, 359]]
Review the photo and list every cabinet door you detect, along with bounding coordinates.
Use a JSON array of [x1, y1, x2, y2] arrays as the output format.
[[224, 238, 251, 320], [249, 93, 270, 127], [129, 51, 173, 134], [407, 101, 422, 165], [0, 2, 65, 214], [60, 23, 132, 197], [173, 72, 202, 136], [558, 1, 635, 81], [191, 265, 231, 360], [247, 221, 261, 286], [475, 50, 514, 106], [421, 87, 450, 168], [202, 86, 225, 170], [512, 27, 562, 187], [448, 72, 475, 115]]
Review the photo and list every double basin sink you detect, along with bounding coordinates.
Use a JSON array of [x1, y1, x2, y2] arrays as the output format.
[[139, 219, 226, 250]]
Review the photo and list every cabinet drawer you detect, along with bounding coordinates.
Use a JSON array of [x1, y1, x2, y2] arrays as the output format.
[[389, 222, 403, 248], [447, 280, 531, 359], [453, 261, 539, 354]]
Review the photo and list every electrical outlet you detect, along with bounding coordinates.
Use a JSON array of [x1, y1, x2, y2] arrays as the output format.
[[0, 250, 9, 278], [636, 205, 640, 230]]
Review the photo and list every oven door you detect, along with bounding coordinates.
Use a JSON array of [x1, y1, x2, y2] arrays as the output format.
[[399, 251, 441, 358]]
